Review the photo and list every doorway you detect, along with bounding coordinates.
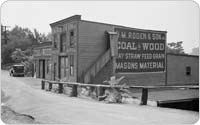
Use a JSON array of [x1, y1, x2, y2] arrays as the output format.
[[53, 63, 56, 81], [58, 56, 68, 80], [39, 59, 45, 79]]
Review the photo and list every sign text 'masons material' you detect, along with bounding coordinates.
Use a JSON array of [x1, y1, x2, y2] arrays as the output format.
[[115, 28, 166, 73]]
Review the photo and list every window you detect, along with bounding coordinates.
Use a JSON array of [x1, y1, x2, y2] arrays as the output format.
[[59, 56, 68, 79], [186, 66, 191, 76], [53, 34, 57, 48], [60, 33, 66, 52], [47, 60, 49, 73], [46, 60, 51, 74], [70, 55, 74, 76], [70, 30, 74, 47]]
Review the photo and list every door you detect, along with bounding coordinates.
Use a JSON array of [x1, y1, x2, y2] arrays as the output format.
[[42, 60, 45, 79], [53, 63, 56, 81], [59, 56, 68, 80], [39, 60, 45, 79]]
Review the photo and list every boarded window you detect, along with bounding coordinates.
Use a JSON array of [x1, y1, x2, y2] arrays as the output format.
[[60, 33, 66, 52], [70, 55, 74, 76], [186, 66, 191, 76]]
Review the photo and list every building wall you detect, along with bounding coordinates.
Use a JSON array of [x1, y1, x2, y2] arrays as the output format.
[[78, 21, 113, 81], [93, 59, 114, 84], [167, 54, 199, 85], [51, 20, 79, 82], [116, 72, 165, 86], [77, 21, 166, 85], [50, 53, 58, 80]]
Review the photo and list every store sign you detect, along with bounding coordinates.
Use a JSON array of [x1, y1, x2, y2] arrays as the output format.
[[42, 48, 51, 55], [33, 48, 51, 56], [33, 49, 41, 56], [115, 28, 166, 73]]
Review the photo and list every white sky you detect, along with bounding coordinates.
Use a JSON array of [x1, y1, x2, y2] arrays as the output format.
[[1, 1, 199, 53]]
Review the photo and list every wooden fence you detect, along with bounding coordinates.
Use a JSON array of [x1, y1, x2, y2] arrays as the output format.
[[41, 79, 199, 105]]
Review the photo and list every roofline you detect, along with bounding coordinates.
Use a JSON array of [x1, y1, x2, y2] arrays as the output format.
[[81, 20, 167, 33], [50, 15, 81, 27], [167, 53, 199, 58], [49, 15, 167, 33]]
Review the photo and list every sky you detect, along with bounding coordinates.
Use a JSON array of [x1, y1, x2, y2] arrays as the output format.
[[1, 1, 199, 53]]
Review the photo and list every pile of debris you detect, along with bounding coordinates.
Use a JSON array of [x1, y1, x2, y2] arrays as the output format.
[[98, 76, 129, 103]]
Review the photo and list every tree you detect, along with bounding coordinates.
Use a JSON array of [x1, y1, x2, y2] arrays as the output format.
[[167, 41, 185, 54], [46, 32, 52, 41], [33, 29, 50, 43], [1, 45, 14, 64], [1, 25, 49, 65], [11, 48, 28, 63], [190, 47, 199, 56]]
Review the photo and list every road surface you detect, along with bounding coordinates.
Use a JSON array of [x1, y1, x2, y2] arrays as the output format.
[[1, 70, 199, 124]]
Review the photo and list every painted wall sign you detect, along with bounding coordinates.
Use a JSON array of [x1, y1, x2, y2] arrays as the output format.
[[115, 28, 166, 73]]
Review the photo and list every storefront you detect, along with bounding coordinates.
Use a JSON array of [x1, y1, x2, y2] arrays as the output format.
[[33, 41, 52, 80]]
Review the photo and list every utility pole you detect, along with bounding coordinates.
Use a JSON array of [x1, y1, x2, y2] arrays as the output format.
[[1, 25, 11, 45]]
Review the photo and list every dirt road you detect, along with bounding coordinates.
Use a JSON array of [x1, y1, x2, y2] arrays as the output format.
[[1, 70, 199, 124]]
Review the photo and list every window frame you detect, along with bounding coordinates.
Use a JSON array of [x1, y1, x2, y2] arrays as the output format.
[[60, 32, 67, 52], [53, 34, 57, 48], [186, 66, 191, 76], [69, 55, 74, 76], [46, 60, 49, 74], [69, 30, 75, 47]]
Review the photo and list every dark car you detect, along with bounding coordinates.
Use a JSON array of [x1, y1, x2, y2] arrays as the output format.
[[9, 64, 25, 77]]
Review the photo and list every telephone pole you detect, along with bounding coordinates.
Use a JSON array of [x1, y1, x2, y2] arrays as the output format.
[[1, 25, 11, 45]]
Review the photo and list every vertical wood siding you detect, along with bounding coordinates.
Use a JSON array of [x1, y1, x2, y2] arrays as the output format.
[[167, 54, 199, 85], [78, 21, 113, 81]]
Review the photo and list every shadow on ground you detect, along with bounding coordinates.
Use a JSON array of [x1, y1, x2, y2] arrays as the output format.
[[1, 90, 39, 124]]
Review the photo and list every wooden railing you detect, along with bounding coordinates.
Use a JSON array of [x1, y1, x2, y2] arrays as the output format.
[[83, 49, 111, 84], [41, 79, 199, 105]]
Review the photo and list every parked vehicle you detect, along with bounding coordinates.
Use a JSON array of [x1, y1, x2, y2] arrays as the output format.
[[9, 64, 25, 77]]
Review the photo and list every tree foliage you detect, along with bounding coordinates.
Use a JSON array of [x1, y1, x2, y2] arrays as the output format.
[[167, 41, 185, 54], [1, 25, 51, 65], [190, 47, 199, 56], [11, 48, 28, 63]]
